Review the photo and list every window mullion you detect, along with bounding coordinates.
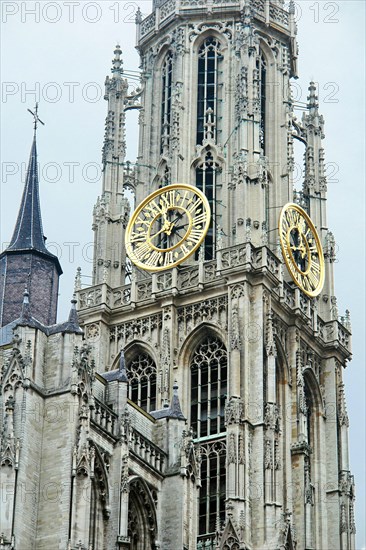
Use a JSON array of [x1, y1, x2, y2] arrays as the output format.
[[206, 455, 210, 534], [147, 377, 151, 411], [198, 365, 202, 439], [207, 359, 211, 436]]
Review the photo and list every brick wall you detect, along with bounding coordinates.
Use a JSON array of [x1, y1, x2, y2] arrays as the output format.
[[0, 252, 60, 327]]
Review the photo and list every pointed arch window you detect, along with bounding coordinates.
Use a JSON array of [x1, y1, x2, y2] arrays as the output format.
[[128, 479, 157, 550], [190, 336, 227, 438], [196, 152, 219, 260], [127, 353, 157, 412], [160, 51, 173, 154], [198, 440, 226, 539], [89, 450, 109, 549], [197, 37, 223, 145], [190, 336, 227, 542]]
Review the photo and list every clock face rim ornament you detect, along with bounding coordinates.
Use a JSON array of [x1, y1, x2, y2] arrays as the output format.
[[125, 183, 211, 272], [278, 202, 325, 298]]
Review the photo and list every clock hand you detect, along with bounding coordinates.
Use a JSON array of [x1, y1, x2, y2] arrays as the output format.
[[173, 224, 188, 231], [169, 211, 185, 225], [149, 219, 173, 239]]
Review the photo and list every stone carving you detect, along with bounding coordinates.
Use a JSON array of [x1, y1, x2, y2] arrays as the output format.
[[231, 149, 248, 187], [225, 397, 245, 426], [238, 434, 245, 465], [264, 439, 272, 470], [188, 21, 233, 42], [274, 439, 281, 470], [113, 286, 131, 307], [121, 454, 130, 493], [177, 296, 227, 336], [230, 305, 241, 350], [0, 397, 20, 468], [338, 382, 349, 427], [265, 310, 277, 358], [264, 403, 280, 433], [85, 323, 100, 341], [228, 433, 236, 464], [140, 12, 156, 38], [110, 314, 162, 345]]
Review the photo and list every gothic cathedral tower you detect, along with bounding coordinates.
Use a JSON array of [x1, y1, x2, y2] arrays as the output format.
[[0, 0, 355, 549], [76, 0, 355, 548]]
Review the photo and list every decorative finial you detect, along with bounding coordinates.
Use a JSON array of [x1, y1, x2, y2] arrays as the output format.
[[112, 44, 123, 76], [169, 381, 185, 419], [118, 349, 128, 382], [27, 102, 45, 135], [135, 7, 142, 23], [20, 287, 32, 323], [23, 287, 30, 304], [74, 267, 82, 292], [61, 292, 83, 334], [307, 81, 318, 110]]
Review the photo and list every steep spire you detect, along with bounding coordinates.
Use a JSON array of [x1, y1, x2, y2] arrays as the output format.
[[0, 122, 62, 328], [7, 134, 60, 270], [170, 381, 185, 420]]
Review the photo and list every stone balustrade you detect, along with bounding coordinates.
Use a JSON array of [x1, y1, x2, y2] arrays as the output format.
[[91, 398, 119, 438], [138, 0, 289, 42], [129, 427, 166, 474], [76, 242, 351, 355]]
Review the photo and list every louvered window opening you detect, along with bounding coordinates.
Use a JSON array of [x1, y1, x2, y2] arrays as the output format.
[[197, 37, 222, 145], [161, 51, 173, 153]]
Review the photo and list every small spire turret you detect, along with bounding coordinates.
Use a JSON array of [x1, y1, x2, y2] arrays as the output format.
[[307, 81, 319, 114], [169, 381, 185, 420], [112, 44, 123, 76]]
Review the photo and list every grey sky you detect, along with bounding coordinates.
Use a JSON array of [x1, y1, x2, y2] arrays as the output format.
[[1, 1, 365, 546]]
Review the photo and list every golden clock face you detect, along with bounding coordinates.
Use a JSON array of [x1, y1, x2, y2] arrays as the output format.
[[125, 183, 211, 271], [279, 203, 325, 297]]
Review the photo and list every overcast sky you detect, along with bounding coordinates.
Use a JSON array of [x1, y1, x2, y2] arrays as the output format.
[[1, 1, 365, 546]]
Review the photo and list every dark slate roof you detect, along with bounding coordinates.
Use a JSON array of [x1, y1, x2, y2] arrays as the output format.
[[101, 350, 128, 382], [4, 135, 62, 273], [0, 294, 83, 346]]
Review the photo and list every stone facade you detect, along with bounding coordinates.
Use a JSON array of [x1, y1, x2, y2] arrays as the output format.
[[0, 1, 356, 549]]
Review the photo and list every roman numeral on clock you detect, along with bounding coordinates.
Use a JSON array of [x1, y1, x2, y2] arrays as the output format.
[[133, 242, 151, 260]]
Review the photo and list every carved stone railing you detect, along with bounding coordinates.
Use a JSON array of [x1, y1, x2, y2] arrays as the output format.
[[77, 244, 282, 312], [197, 534, 216, 549], [317, 319, 351, 354], [129, 427, 166, 474], [91, 398, 118, 438], [282, 282, 295, 309], [136, 278, 152, 301], [138, 0, 289, 41], [78, 284, 104, 309], [112, 284, 131, 307], [140, 11, 156, 38], [218, 242, 281, 281], [76, 246, 351, 357]]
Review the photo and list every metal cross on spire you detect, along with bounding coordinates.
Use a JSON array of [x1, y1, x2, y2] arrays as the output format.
[[27, 102, 45, 134]]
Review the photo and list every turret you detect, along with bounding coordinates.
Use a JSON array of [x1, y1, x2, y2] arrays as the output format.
[[0, 123, 62, 327], [92, 45, 131, 287]]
